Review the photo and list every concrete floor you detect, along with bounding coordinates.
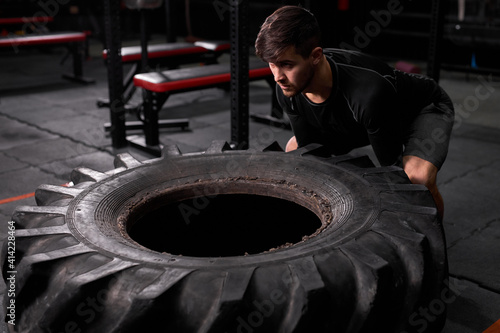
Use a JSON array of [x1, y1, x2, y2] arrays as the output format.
[[0, 39, 499, 332]]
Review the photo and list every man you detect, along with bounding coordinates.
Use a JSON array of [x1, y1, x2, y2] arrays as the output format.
[[255, 6, 454, 220]]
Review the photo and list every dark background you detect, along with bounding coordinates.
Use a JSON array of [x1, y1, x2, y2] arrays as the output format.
[[1, 0, 499, 77]]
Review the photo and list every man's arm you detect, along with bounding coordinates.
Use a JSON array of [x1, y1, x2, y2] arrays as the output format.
[[276, 87, 321, 148], [363, 101, 403, 166], [349, 71, 403, 166], [367, 124, 403, 166]]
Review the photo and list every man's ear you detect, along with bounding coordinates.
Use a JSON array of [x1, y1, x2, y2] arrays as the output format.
[[310, 47, 323, 65]]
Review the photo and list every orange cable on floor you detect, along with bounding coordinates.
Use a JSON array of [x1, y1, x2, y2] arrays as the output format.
[[0, 192, 35, 205], [0, 183, 71, 206]]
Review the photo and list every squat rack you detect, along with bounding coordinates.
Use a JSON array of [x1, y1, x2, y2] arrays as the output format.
[[102, 0, 250, 151]]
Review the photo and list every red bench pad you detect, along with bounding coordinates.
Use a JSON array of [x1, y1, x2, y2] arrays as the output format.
[[194, 40, 231, 52], [0, 31, 85, 47], [0, 17, 54, 25], [134, 60, 272, 93], [103, 41, 230, 62]]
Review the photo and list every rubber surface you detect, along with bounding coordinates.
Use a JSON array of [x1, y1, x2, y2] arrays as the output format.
[[2, 141, 448, 332]]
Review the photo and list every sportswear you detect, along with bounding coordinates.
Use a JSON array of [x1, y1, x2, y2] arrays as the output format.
[[277, 48, 454, 168]]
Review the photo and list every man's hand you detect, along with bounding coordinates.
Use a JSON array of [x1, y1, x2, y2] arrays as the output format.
[[285, 136, 298, 152]]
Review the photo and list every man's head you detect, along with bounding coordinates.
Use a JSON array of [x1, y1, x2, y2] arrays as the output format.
[[255, 6, 321, 63], [255, 6, 325, 98]]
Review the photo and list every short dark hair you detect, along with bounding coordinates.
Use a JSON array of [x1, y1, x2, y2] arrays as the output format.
[[255, 6, 321, 63]]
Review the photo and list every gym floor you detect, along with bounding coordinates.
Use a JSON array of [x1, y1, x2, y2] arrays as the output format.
[[0, 37, 499, 332]]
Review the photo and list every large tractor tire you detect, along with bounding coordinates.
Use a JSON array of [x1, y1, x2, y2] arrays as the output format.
[[2, 141, 448, 332]]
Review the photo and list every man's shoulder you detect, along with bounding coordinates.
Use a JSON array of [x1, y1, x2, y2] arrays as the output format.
[[322, 48, 369, 64], [323, 47, 362, 56], [323, 48, 390, 69], [324, 48, 395, 85]]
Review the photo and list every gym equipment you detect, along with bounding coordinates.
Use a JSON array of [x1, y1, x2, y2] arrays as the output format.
[[128, 59, 275, 155], [102, 0, 276, 152], [102, 0, 235, 152], [98, 40, 230, 108], [4, 141, 448, 333], [0, 31, 94, 83], [99, 0, 230, 109]]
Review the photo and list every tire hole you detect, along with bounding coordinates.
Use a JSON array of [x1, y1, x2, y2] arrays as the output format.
[[128, 194, 322, 257]]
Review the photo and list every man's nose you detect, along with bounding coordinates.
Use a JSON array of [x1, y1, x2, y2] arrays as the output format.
[[270, 65, 285, 82], [275, 70, 287, 83]]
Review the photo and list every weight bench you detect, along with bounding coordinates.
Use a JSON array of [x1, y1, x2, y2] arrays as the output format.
[[98, 40, 230, 108], [121, 59, 276, 155], [0, 31, 94, 84], [0, 16, 54, 25]]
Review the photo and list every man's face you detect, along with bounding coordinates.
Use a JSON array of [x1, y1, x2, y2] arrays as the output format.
[[268, 46, 315, 98]]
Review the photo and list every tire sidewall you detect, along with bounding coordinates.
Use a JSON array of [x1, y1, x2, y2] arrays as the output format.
[[68, 151, 380, 268]]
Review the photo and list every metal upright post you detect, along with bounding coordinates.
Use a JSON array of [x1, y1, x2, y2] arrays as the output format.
[[139, 9, 149, 72], [103, 0, 127, 148], [164, 0, 176, 43], [229, 0, 249, 150], [427, 0, 445, 82]]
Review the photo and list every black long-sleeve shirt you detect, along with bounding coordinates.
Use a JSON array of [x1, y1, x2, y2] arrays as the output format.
[[278, 48, 444, 166]]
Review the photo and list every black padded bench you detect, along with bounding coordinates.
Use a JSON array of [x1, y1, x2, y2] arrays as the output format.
[[98, 40, 230, 108], [121, 59, 275, 155], [0, 31, 94, 83]]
